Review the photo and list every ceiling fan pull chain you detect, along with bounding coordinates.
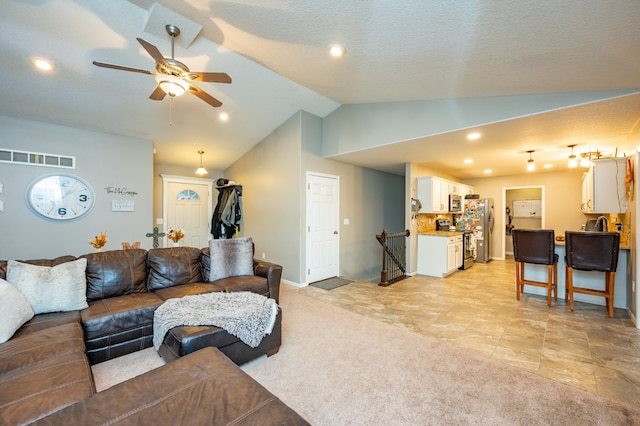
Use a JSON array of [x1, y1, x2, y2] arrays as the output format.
[[169, 97, 173, 126]]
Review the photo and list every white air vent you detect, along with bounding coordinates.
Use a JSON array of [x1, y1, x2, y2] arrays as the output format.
[[0, 149, 75, 169]]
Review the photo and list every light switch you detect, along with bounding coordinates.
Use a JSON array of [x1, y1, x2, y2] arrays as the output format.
[[0, 182, 3, 193], [343, 218, 350, 225], [156, 218, 163, 225], [0, 200, 4, 212]]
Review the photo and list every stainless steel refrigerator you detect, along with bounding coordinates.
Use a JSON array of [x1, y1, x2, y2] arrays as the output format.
[[461, 198, 494, 263]]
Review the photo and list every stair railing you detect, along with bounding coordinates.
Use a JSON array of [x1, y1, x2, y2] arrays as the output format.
[[376, 229, 410, 286]]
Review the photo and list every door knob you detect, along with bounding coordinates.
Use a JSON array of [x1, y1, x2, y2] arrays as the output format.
[[334, 230, 339, 235]]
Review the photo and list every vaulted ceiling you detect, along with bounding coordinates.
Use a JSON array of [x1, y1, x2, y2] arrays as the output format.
[[2, 0, 639, 177]]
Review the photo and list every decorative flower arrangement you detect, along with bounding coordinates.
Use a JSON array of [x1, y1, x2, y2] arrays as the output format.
[[167, 228, 185, 243], [89, 231, 108, 249]]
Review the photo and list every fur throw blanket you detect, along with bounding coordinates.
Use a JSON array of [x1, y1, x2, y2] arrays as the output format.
[[153, 292, 278, 350]]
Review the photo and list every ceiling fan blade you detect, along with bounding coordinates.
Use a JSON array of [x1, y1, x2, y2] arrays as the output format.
[[149, 85, 166, 101], [136, 38, 169, 67], [93, 61, 154, 75], [188, 83, 222, 107], [188, 72, 232, 83]]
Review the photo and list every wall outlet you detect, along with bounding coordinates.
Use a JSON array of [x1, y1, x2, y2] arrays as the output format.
[[616, 223, 623, 231], [262, 252, 266, 260]]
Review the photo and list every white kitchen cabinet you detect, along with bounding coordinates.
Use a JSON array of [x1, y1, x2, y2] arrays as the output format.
[[417, 177, 449, 213], [417, 234, 463, 277], [416, 177, 475, 214], [458, 184, 474, 199], [581, 169, 593, 213], [581, 158, 627, 214]]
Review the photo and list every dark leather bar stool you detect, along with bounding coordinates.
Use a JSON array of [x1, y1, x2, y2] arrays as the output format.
[[512, 229, 558, 306], [564, 231, 620, 318]]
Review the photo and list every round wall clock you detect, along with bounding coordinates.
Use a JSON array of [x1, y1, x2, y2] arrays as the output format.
[[26, 174, 95, 221]]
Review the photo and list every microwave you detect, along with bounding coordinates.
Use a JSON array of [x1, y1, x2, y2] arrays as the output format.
[[449, 194, 462, 212]]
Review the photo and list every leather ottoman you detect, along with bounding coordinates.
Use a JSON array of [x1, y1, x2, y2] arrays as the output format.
[[158, 308, 282, 365]]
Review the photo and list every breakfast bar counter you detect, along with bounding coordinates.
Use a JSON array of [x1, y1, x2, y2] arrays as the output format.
[[520, 242, 630, 309]]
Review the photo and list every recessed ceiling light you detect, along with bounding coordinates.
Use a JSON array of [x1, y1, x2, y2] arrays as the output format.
[[329, 44, 346, 58], [544, 164, 553, 169], [467, 132, 481, 141], [484, 169, 492, 174], [32, 58, 54, 71], [219, 112, 229, 121], [464, 159, 473, 164]]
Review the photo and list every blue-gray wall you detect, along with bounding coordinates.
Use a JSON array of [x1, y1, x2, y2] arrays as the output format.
[[0, 115, 153, 259], [225, 110, 404, 284]]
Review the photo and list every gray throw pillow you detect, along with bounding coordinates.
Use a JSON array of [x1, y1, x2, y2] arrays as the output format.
[[208, 237, 254, 281], [6, 258, 88, 314]]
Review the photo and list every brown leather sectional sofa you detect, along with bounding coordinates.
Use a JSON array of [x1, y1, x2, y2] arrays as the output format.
[[0, 246, 308, 425]]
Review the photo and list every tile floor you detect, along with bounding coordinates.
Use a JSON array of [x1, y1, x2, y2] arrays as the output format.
[[299, 257, 640, 408]]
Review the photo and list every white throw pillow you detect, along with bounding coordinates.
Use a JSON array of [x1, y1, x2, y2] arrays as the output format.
[[0, 278, 34, 343], [6, 259, 89, 314], [209, 237, 254, 281]]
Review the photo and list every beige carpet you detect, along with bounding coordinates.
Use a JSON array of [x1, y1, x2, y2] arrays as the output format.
[[92, 286, 640, 425]]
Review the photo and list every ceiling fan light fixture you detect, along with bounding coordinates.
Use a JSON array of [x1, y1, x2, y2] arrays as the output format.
[[195, 150, 208, 175], [155, 74, 189, 97]]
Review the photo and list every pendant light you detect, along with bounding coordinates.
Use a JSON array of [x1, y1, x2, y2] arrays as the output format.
[[567, 144, 578, 168], [526, 150, 535, 171], [195, 150, 208, 175]]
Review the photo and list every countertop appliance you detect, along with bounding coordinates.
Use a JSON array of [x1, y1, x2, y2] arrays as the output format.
[[435, 219, 455, 231], [461, 198, 494, 263], [449, 194, 462, 213]]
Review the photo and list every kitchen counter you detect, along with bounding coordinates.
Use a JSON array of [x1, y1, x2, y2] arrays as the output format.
[[522, 244, 629, 309], [553, 239, 631, 250], [417, 233, 464, 277], [418, 231, 466, 237]]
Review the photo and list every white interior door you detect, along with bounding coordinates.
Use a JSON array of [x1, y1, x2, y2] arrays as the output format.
[[306, 172, 340, 284], [161, 175, 213, 249]]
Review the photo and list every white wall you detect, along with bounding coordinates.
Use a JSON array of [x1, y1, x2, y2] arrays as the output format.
[[0, 115, 153, 259]]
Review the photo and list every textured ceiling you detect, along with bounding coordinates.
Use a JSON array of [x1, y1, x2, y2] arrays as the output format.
[[1, 0, 640, 177]]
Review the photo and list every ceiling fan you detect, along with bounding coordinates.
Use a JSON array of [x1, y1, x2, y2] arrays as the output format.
[[93, 24, 231, 107]]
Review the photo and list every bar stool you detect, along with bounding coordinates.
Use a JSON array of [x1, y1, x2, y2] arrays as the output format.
[[564, 231, 620, 318], [512, 229, 558, 306]]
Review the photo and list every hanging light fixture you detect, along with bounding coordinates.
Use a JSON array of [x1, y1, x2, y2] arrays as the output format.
[[526, 150, 535, 171], [567, 144, 578, 168], [580, 151, 592, 168], [195, 150, 208, 175]]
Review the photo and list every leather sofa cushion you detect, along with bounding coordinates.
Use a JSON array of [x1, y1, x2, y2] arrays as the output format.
[[81, 249, 148, 301], [147, 247, 204, 290], [0, 255, 76, 280], [34, 346, 309, 426], [0, 322, 86, 374], [153, 282, 224, 300], [213, 274, 269, 297], [13, 311, 81, 339], [81, 293, 163, 343], [0, 322, 94, 425], [0, 350, 94, 425]]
